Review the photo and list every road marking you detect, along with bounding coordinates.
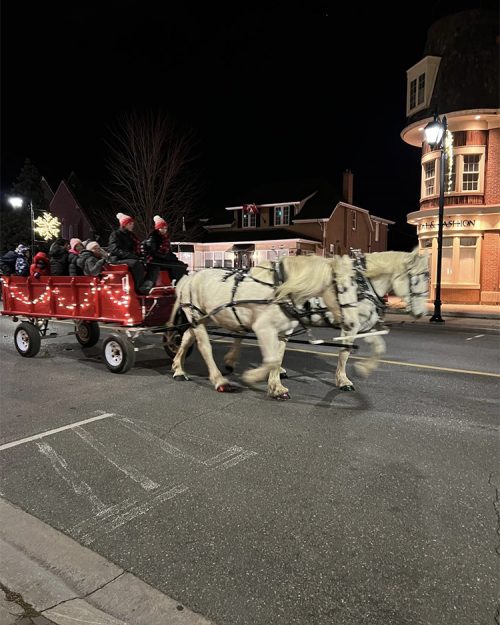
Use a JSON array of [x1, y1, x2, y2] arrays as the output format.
[[465, 334, 485, 341], [203, 445, 243, 466], [0, 412, 116, 452], [37, 442, 106, 514], [217, 450, 258, 470], [74, 426, 159, 491], [77, 484, 189, 545], [214, 338, 500, 378]]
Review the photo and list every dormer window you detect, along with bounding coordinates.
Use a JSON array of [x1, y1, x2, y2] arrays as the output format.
[[274, 205, 290, 226], [406, 56, 441, 116]]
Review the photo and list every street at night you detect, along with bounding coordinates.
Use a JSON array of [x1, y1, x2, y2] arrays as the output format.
[[1, 312, 498, 625]]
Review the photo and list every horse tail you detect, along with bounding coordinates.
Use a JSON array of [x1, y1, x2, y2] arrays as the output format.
[[168, 273, 189, 325]]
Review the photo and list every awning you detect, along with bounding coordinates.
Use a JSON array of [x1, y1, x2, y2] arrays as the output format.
[[171, 244, 194, 253], [227, 244, 255, 252]]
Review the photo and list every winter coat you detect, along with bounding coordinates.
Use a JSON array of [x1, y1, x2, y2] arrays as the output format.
[[49, 239, 69, 275], [0, 248, 30, 277], [142, 229, 174, 262], [30, 252, 51, 278], [108, 229, 142, 262], [76, 250, 108, 276], [68, 249, 84, 276]]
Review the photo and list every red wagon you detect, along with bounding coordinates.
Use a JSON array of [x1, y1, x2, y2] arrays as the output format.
[[0, 265, 188, 373]]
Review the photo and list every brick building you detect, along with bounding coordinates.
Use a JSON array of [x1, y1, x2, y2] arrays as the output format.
[[188, 172, 393, 271], [402, 9, 499, 304]]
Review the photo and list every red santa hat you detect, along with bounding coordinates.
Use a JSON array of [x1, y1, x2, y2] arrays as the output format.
[[116, 212, 134, 227], [154, 215, 168, 230]]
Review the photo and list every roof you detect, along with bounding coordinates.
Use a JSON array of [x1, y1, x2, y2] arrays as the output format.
[[202, 228, 321, 244], [407, 9, 499, 125]]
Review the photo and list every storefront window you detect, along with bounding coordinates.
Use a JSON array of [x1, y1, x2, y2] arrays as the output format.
[[458, 237, 477, 282], [442, 238, 453, 280]]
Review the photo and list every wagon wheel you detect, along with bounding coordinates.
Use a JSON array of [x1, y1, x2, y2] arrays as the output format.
[[163, 309, 193, 360], [14, 322, 42, 358], [75, 320, 100, 348], [102, 334, 136, 373]]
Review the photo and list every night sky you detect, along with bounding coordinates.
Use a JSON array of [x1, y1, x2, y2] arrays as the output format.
[[1, 0, 496, 247]]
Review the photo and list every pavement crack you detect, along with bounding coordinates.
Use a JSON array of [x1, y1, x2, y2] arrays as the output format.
[[40, 570, 126, 613], [489, 472, 500, 557]]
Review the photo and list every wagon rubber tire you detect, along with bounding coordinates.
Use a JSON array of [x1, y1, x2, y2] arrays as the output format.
[[75, 321, 100, 348], [163, 310, 193, 360], [14, 322, 42, 358], [102, 334, 136, 373]]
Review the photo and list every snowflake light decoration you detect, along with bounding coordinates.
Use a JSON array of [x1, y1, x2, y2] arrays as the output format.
[[34, 212, 61, 241]]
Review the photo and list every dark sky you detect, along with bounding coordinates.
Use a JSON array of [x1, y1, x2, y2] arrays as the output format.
[[1, 0, 496, 246]]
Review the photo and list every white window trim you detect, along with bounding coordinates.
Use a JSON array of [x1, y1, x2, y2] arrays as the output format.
[[406, 56, 441, 116], [274, 205, 290, 227], [420, 146, 485, 201], [429, 235, 481, 288], [242, 212, 257, 228]]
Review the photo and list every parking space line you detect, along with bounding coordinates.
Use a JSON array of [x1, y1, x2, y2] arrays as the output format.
[[74, 426, 159, 491], [37, 441, 107, 514], [0, 412, 116, 452]]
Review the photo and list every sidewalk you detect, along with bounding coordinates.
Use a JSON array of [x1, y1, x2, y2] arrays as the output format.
[[0, 499, 214, 625]]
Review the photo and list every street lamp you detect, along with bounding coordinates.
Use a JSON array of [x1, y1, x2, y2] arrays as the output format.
[[424, 113, 447, 323], [8, 195, 35, 256]]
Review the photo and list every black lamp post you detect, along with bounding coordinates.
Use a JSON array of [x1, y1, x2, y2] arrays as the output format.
[[424, 113, 447, 323]]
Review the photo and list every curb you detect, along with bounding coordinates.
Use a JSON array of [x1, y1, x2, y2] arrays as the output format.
[[0, 498, 214, 625]]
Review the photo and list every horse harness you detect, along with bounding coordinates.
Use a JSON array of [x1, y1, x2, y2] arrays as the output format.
[[350, 250, 387, 318], [180, 260, 352, 334]]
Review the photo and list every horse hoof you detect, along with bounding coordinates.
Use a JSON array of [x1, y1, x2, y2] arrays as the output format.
[[225, 365, 234, 373], [216, 383, 239, 393], [339, 385, 355, 392], [279, 371, 288, 379], [173, 374, 190, 381], [273, 392, 291, 401]]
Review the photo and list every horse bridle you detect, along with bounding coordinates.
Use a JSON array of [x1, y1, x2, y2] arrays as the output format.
[[401, 268, 429, 313]]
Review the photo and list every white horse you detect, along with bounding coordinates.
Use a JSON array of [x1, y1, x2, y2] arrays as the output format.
[[167, 255, 359, 399], [223, 249, 429, 392], [334, 249, 429, 390]]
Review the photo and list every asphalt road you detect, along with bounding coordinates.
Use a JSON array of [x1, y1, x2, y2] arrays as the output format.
[[0, 314, 499, 625]]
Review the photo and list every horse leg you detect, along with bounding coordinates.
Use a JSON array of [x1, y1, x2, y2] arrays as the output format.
[[354, 335, 386, 378], [267, 336, 290, 399], [191, 324, 236, 392], [172, 328, 195, 381], [242, 323, 289, 399], [335, 346, 355, 391], [224, 337, 242, 373]]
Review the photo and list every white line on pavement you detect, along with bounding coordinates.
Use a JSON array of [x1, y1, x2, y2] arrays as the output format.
[[0, 412, 116, 452]]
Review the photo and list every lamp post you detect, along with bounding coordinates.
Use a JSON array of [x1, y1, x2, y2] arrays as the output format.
[[424, 113, 447, 323], [8, 196, 35, 256]]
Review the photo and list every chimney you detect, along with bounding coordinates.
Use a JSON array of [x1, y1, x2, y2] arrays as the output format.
[[342, 169, 353, 205]]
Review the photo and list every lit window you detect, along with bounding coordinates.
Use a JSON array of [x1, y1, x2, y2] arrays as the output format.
[[462, 155, 480, 191], [424, 160, 436, 196], [458, 237, 477, 282], [374, 221, 380, 242]]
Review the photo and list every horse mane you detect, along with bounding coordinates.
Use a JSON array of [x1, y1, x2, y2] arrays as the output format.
[[364, 251, 411, 278], [273, 255, 334, 303]]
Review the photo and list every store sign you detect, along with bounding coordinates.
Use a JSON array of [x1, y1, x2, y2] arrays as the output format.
[[418, 219, 476, 231]]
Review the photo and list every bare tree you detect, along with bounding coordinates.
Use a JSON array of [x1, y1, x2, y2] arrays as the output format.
[[104, 110, 204, 240]]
